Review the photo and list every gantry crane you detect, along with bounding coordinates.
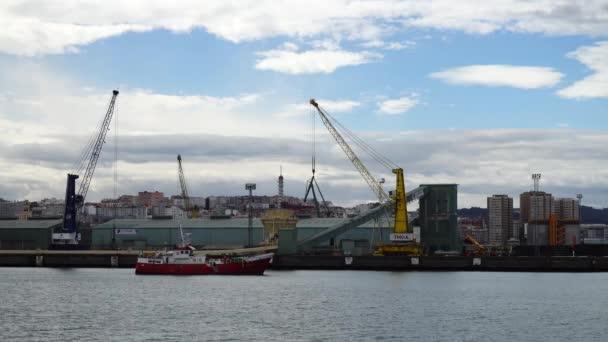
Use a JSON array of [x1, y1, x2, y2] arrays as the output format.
[[52, 90, 119, 246], [309, 99, 422, 255], [177, 154, 198, 218]]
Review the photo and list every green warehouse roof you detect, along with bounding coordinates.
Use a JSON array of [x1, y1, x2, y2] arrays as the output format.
[[93, 218, 385, 229], [94, 218, 265, 229], [0, 219, 62, 229]]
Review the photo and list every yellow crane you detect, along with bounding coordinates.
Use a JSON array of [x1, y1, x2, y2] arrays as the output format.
[[309, 99, 422, 256]]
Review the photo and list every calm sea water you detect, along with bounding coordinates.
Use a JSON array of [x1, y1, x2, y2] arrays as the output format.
[[1, 268, 607, 342]]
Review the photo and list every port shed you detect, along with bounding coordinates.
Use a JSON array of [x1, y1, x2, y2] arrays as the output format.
[[92, 218, 392, 251], [0, 219, 61, 249]]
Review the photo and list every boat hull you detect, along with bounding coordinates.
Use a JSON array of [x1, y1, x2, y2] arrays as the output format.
[[135, 262, 214, 275], [214, 256, 272, 275], [135, 254, 273, 275]]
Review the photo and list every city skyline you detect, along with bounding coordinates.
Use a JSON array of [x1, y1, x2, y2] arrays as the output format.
[[0, 2, 607, 208]]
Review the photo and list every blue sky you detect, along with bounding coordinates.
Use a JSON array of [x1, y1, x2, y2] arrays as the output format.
[[0, 1, 607, 208], [27, 28, 604, 131]]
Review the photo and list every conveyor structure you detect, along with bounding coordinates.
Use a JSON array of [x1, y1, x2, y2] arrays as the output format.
[[296, 187, 426, 251]]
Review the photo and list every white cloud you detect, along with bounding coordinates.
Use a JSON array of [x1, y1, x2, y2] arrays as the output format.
[[1, 62, 607, 209], [557, 41, 608, 99], [362, 40, 416, 50], [313, 100, 361, 113], [0, 63, 305, 140], [255, 45, 382, 74], [378, 97, 418, 115], [276, 99, 360, 118], [430, 65, 564, 89], [2, 1, 607, 56]]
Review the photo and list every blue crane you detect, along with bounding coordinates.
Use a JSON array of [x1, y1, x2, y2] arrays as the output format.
[[52, 90, 119, 246]]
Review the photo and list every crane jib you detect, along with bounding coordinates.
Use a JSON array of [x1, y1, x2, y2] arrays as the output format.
[[55, 90, 119, 245]]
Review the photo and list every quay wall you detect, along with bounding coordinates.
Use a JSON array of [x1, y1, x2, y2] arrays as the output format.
[[3, 251, 608, 271]]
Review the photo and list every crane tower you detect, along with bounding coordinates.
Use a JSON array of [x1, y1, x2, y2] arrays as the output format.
[[309, 99, 421, 255], [53, 90, 119, 246]]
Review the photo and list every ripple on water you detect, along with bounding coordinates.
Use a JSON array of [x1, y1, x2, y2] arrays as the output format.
[[1, 269, 608, 341]]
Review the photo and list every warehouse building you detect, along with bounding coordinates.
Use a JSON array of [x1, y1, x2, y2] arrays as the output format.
[[91, 217, 392, 253], [0, 219, 61, 249]]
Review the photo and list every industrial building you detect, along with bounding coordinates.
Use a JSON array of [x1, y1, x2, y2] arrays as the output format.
[[0, 219, 62, 249], [520, 189, 582, 246], [92, 218, 392, 254], [417, 184, 459, 252], [487, 195, 513, 246]]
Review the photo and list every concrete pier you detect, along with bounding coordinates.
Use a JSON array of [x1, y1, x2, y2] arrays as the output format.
[[0, 246, 277, 268], [3, 250, 608, 271], [271, 255, 608, 272]]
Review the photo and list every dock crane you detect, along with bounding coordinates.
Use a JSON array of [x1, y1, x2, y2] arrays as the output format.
[[309, 99, 422, 255], [52, 90, 119, 246], [177, 155, 197, 218]]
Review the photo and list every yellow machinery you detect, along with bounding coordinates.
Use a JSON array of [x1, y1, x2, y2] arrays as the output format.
[[532, 213, 579, 246], [310, 99, 422, 256], [260, 209, 298, 245], [463, 235, 485, 256]]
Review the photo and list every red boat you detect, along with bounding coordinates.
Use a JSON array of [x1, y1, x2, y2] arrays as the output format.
[[135, 246, 273, 275], [135, 222, 273, 275]]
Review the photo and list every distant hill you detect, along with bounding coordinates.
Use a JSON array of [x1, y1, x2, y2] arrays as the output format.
[[457, 206, 608, 224], [457, 207, 486, 218], [580, 206, 608, 224]]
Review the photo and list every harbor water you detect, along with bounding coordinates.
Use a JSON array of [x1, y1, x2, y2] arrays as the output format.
[[1, 268, 607, 341]]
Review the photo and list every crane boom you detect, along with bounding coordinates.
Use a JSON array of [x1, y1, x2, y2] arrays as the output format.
[[310, 99, 391, 204], [177, 154, 192, 214], [53, 90, 119, 246], [310, 99, 418, 256], [78, 90, 120, 202]]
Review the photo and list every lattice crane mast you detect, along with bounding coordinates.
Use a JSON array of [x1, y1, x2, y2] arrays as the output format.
[[310, 99, 421, 255], [177, 155, 197, 218], [310, 100, 391, 204], [53, 90, 119, 245]]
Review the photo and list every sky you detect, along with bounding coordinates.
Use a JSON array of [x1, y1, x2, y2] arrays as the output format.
[[0, 0, 607, 208]]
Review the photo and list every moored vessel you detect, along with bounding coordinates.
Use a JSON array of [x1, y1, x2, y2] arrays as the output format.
[[135, 248, 273, 275], [135, 223, 273, 275]]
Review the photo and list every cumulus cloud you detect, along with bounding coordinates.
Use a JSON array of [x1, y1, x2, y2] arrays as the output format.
[[255, 43, 382, 74], [1, 1, 607, 56], [276, 99, 361, 118], [429, 65, 564, 89], [2, 127, 608, 209], [557, 41, 608, 99], [378, 97, 418, 115], [0, 63, 607, 209], [361, 40, 416, 50]]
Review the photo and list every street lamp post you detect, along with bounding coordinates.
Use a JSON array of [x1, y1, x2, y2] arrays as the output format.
[[246, 183, 256, 247]]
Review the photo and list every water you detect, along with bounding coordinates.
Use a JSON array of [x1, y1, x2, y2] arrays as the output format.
[[1, 269, 607, 342]]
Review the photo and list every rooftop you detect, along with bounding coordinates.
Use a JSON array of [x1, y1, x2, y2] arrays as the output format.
[[0, 219, 62, 229], [93, 218, 384, 229]]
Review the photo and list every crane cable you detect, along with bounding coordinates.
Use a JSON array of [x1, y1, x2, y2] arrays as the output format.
[[320, 105, 399, 171], [311, 104, 316, 174], [71, 95, 114, 176], [113, 94, 119, 199], [313, 102, 396, 235]]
